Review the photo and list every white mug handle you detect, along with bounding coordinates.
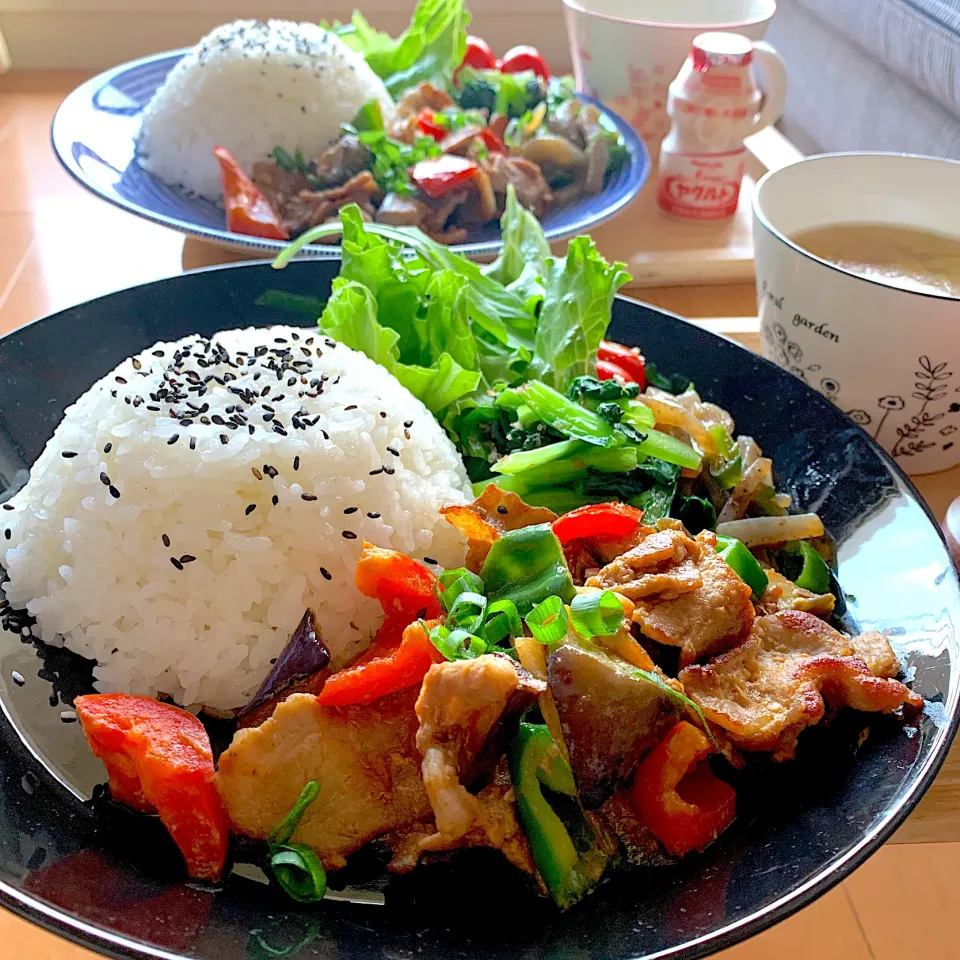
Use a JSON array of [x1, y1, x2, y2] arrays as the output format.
[[749, 41, 788, 135]]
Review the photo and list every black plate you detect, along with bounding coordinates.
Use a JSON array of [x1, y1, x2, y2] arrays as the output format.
[[0, 260, 956, 960]]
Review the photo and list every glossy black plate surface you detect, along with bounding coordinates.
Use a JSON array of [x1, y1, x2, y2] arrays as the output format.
[[0, 260, 956, 960]]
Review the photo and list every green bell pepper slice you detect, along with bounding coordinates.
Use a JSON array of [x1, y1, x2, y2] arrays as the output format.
[[715, 534, 769, 599], [480, 523, 576, 616], [508, 723, 609, 909], [795, 541, 831, 594]]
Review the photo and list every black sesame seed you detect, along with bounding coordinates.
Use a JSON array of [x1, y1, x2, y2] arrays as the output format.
[[2, 504, 13, 511], [320, 429, 330, 440], [301, 493, 318, 502], [109, 485, 121, 499], [252, 467, 263, 480], [99, 472, 110, 485], [367, 511, 380, 519], [220, 434, 229, 445], [115, 376, 127, 384], [343, 506, 358, 514], [380, 411, 387, 418], [245, 504, 257, 516], [320, 567, 332, 581], [497, 505, 509, 515], [4, 529, 10, 540], [404, 420, 414, 428], [180, 555, 196, 564], [342, 531, 357, 539], [61, 451, 78, 459], [386, 446, 400, 456], [272, 495, 279, 506], [344, 405, 358, 412], [369, 467, 384, 476], [132, 358, 142, 370], [293, 456, 300, 471], [383, 466, 396, 476], [162, 534, 171, 547], [264, 465, 278, 478], [170, 557, 184, 571], [189, 437, 197, 450], [167, 434, 179, 445], [424, 557, 438, 565]]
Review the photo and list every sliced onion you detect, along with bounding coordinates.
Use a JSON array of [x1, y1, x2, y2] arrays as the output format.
[[716, 513, 824, 548]]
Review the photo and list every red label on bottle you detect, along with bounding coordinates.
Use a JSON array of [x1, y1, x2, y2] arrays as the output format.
[[656, 150, 746, 220]]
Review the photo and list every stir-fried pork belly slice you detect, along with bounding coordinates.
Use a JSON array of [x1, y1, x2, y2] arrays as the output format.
[[678, 611, 923, 761], [407, 655, 544, 869], [252, 163, 311, 212], [387, 762, 535, 876], [547, 632, 680, 809], [485, 153, 553, 217], [588, 529, 754, 667], [757, 569, 835, 617], [442, 484, 558, 572], [376, 192, 433, 227], [279, 171, 383, 237], [313, 134, 371, 187], [215, 689, 429, 870]]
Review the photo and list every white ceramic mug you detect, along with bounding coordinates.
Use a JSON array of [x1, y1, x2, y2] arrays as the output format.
[[563, 0, 778, 149], [752, 153, 960, 476]]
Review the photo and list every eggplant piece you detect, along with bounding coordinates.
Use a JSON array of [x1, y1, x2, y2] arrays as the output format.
[[547, 636, 679, 808], [599, 791, 673, 868], [237, 609, 330, 721]]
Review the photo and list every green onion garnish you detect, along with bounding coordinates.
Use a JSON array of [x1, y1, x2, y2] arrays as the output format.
[[525, 595, 569, 644], [482, 598, 523, 646], [446, 591, 487, 635], [427, 623, 487, 661], [267, 781, 325, 903], [570, 591, 624, 637], [436, 568, 485, 612], [270, 845, 327, 903]]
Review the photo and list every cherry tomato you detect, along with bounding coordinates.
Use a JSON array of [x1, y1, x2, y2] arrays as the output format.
[[598, 340, 647, 388], [596, 358, 634, 384], [456, 35, 498, 81], [500, 45, 550, 81]]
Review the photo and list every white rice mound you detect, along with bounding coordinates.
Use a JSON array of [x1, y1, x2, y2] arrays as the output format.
[[138, 19, 396, 199], [1, 327, 469, 712]]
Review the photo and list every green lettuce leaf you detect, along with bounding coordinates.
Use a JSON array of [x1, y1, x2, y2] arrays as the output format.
[[484, 185, 550, 288], [532, 237, 631, 391], [337, 0, 470, 97]]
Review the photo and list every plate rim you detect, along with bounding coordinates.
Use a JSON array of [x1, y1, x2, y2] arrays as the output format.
[[0, 262, 956, 960], [50, 49, 650, 260]]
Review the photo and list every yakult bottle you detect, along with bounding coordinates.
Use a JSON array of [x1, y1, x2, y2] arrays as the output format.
[[656, 32, 787, 221]]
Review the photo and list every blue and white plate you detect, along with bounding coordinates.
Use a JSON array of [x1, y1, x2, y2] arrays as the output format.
[[51, 51, 650, 259]]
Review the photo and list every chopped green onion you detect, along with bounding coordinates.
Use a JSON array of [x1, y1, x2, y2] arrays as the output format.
[[268, 781, 320, 846], [428, 623, 487, 661], [635, 429, 702, 470], [482, 598, 523, 646], [570, 591, 623, 638], [525, 595, 569, 644], [436, 568, 485, 611], [522, 381, 619, 447], [446, 591, 487, 635], [266, 782, 326, 904], [270, 845, 327, 903]]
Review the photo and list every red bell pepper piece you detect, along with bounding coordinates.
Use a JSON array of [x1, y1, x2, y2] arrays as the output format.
[[212, 146, 288, 241], [316, 618, 444, 707], [630, 721, 736, 857], [596, 358, 634, 384], [500, 45, 550, 81], [74, 694, 228, 881], [456, 35, 498, 81], [552, 501, 646, 545], [479, 127, 507, 153], [353, 541, 442, 620], [598, 340, 647, 388], [410, 156, 479, 198], [417, 109, 447, 142]]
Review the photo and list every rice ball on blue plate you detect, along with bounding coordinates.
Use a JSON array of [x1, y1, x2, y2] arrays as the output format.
[[1, 327, 469, 712], [138, 19, 397, 199]]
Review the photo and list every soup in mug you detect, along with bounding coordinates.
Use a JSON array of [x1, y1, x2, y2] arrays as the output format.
[[791, 223, 960, 298]]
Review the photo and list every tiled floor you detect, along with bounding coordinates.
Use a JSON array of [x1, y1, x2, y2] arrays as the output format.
[[0, 73, 957, 960]]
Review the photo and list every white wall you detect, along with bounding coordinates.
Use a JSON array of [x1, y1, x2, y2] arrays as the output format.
[[0, 0, 571, 70]]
